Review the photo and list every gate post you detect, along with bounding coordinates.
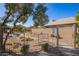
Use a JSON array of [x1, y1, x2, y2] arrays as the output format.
[[56, 26, 59, 48], [74, 23, 77, 49]]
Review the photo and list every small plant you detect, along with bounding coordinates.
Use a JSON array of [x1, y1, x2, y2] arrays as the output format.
[[41, 43, 48, 52], [26, 37, 33, 41], [16, 33, 20, 36], [6, 43, 12, 46], [76, 33, 79, 48], [21, 45, 29, 54], [51, 34, 55, 37]]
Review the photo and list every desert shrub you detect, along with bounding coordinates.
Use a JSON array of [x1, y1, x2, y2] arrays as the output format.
[[41, 43, 48, 52], [21, 45, 29, 54], [20, 37, 25, 39], [13, 43, 20, 49], [26, 37, 33, 41], [6, 43, 12, 46], [51, 34, 55, 37], [16, 33, 20, 36]]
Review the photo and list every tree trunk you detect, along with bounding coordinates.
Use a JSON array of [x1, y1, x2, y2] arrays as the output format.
[[3, 15, 21, 51], [3, 31, 11, 51], [0, 13, 11, 52]]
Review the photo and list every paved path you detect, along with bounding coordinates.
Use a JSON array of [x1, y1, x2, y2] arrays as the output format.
[[26, 47, 79, 56], [1, 47, 79, 56]]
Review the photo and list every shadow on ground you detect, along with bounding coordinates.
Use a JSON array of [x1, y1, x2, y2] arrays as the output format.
[[21, 45, 79, 56], [47, 45, 79, 56], [0, 50, 19, 56], [1, 45, 79, 56]]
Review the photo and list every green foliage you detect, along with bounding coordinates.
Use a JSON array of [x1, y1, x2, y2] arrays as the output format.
[[41, 43, 48, 51], [5, 3, 18, 14], [76, 11, 79, 25], [17, 4, 34, 24], [33, 4, 49, 27], [15, 25, 27, 32], [76, 11, 79, 21], [4, 3, 49, 27], [21, 45, 29, 54]]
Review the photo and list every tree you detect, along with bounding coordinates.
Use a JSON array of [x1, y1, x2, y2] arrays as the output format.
[[3, 3, 34, 51], [75, 11, 79, 48], [0, 4, 19, 51], [0, 3, 49, 51], [33, 4, 49, 28]]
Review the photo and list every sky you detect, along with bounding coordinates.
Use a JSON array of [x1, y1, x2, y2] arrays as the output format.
[[0, 3, 79, 27]]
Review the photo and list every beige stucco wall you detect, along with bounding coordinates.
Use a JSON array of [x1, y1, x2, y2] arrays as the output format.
[[58, 24, 75, 48], [31, 25, 75, 48]]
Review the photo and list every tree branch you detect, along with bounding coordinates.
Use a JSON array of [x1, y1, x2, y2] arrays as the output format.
[[2, 13, 11, 26]]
